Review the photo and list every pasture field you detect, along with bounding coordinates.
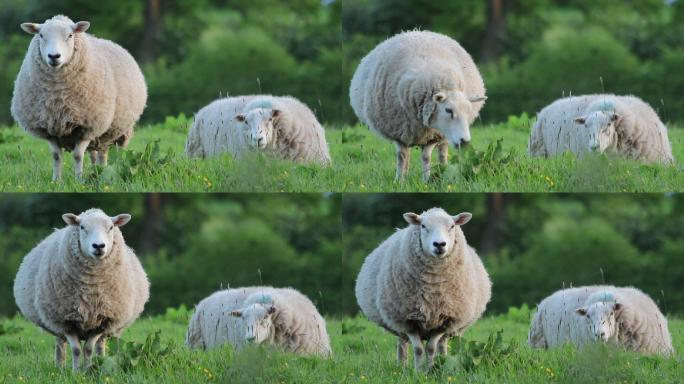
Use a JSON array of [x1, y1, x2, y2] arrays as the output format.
[[0, 115, 682, 193], [0, 308, 682, 383]]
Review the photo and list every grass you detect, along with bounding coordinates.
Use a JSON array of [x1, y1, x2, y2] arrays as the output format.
[[0, 114, 683, 192], [1, 307, 682, 383]]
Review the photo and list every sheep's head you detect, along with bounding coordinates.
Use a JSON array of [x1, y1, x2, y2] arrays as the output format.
[[229, 303, 276, 345], [424, 91, 486, 148], [62, 208, 130, 260], [575, 301, 622, 342], [21, 15, 90, 69], [573, 111, 619, 153], [234, 108, 281, 150], [404, 208, 471, 258]]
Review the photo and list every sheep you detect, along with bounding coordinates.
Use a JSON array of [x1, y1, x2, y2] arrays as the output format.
[[528, 95, 674, 163], [13, 208, 150, 371], [349, 30, 487, 181], [11, 15, 147, 181], [186, 286, 332, 357], [528, 286, 674, 356], [185, 95, 331, 166], [355, 208, 491, 370]]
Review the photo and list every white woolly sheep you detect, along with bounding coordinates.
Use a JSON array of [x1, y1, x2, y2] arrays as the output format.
[[186, 286, 331, 357], [529, 285, 674, 356], [13, 208, 150, 371], [349, 30, 487, 181], [185, 95, 331, 166], [529, 95, 674, 163], [355, 208, 491, 370], [11, 15, 148, 180]]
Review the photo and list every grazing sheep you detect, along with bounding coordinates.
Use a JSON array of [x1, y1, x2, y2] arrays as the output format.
[[185, 95, 331, 166], [13, 209, 150, 371], [529, 95, 674, 163], [355, 208, 491, 370], [350, 30, 487, 181], [529, 286, 674, 356], [11, 15, 147, 180], [186, 286, 331, 357]]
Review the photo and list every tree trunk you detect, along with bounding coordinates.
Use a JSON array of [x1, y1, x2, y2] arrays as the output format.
[[480, 0, 507, 63], [139, 193, 163, 254], [480, 193, 506, 255], [138, 0, 162, 63]]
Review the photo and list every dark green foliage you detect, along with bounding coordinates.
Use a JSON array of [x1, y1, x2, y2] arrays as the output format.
[[92, 330, 174, 374], [448, 330, 516, 372]]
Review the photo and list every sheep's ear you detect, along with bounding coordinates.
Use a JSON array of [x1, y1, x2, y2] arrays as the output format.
[[613, 303, 623, 312], [421, 102, 437, 126], [235, 114, 246, 122], [468, 95, 487, 103], [229, 311, 242, 317], [20, 23, 41, 35], [271, 109, 282, 119], [575, 307, 587, 316], [62, 213, 80, 226], [452, 212, 472, 226], [111, 214, 131, 227], [433, 92, 447, 103], [574, 117, 586, 125], [72, 21, 90, 33], [267, 306, 276, 315], [403, 212, 422, 225]]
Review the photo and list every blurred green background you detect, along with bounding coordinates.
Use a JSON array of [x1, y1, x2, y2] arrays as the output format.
[[343, 0, 684, 124], [0, 193, 342, 316], [342, 193, 684, 316], [0, 0, 342, 125]]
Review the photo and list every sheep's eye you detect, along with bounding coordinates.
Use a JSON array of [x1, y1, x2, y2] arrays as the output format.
[[79, 225, 84, 230], [39, 33, 43, 38], [445, 108, 453, 114], [420, 224, 426, 229], [450, 224, 455, 230], [108, 226, 114, 232], [68, 34, 73, 38]]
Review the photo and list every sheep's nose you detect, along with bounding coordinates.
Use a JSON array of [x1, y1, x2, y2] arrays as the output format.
[[459, 139, 470, 147], [246, 335, 256, 342], [48, 53, 61, 60], [92, 243, 105, 250], [257, 137, 265, 145], [433, 241, 447, 248], [600, 332, 606, 338]]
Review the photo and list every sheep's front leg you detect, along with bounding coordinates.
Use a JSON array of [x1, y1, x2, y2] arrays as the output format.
[[438, 335, 449, 356], [420, 143, 437, 183], [438, 141, 449, 165], [65, 333, 82, 372], [426, 333, 445, 368], [47, 140, 63, 181], [84, 334, 102, 368], [55, 336, 67, 367], [95, 336, 107, 357], [407, 333, 425, 371], [397, 337, 409, 366], [73, 140, 90, 180], [394, 142, 410, 181]]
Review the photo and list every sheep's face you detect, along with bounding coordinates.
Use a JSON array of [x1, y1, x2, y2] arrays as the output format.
[[574, 112, 619, 153], [404, 209, 472, 258], [21, 18, 90, 69], [429, 91, 486, 148], [229, 304, 276, 345], [62, 210, 131, 259], [235, 108, 281, 150], [575, 302, 622, 342]]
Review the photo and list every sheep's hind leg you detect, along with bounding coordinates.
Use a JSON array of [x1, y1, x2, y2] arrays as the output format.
[[438, 141, 449, 165], [95, 336, 107, 356], [394, 142, 410, 182], [65, 333, 82, 371], [407, 333, 425, 371], [421, 143, 437, 183], [72, 140, 90, 181], [96, 148, 109, 166], [55, 336, 67, 367], [397, 337, 409, 366], [84, 334, 102, 369], [47, 140, 63, 181], [438, 335, 449, 356], [426, 333, 445, 369], [89, 150, 97, 165]]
